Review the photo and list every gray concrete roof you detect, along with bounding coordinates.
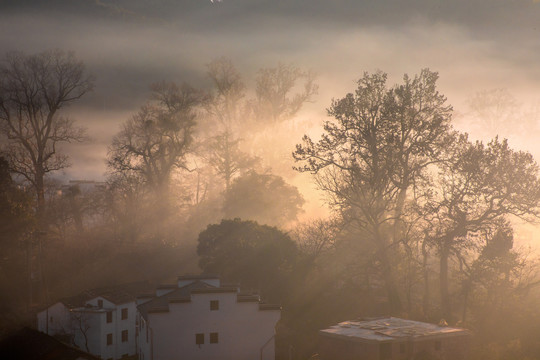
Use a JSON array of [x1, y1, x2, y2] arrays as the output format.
[[320, 317, 471, 343]]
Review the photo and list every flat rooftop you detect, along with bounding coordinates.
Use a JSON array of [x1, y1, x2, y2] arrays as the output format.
[[320, 317, 470, 342]]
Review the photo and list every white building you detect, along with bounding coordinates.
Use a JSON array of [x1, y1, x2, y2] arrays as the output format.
[[137, 275, 281, 360], [37, 283, 152, 360]]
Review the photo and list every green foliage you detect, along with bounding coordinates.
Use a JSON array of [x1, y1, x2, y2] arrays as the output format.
[[197, 218, 298, 302], [223, 171, 304, 228]]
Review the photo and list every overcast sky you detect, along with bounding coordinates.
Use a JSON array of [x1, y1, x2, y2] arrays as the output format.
[[2, 0, 540, 180]]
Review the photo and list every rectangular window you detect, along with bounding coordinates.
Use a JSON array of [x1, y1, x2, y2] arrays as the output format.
[[98, 299, 103, 308], [50, 316, 53, 323], [121, 308, 128, 320], [107, 333, 113, 346], [210, 300, 219, 311], [435, 341, 441, 351], [210, 332, 219, 344], [122, 330, 128, 342], [379, 343, 391, 360], [195, 333, 204, 345]]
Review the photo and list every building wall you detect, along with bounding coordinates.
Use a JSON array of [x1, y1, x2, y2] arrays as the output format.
[[38, 297, 138, 360], [37, 302, 71, 336], [137, 315, 152, 360], [141, 292, 280, 360], [72, 310, 103, 356], [319, 334, 470, 360], [90, 300, 137, 360]]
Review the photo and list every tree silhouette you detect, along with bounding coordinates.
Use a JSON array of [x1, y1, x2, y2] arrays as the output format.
[[223, 171, 304, 228], [197, 218, 298, 302], [108, 82, 206, 202], [0, 50, 93, 224], [294, 69, 453, 313], [421, 135, 540, 319]]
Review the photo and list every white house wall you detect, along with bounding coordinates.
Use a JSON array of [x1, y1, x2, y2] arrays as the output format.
[[145, 292, 280, 360], [92, 301, 138, 359], [72, 310, 103, 355], [38, 298, 138, 360], [37, 302, 71, 336]]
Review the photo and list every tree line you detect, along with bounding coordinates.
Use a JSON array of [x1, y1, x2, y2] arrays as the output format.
[[2, 50, 540, 360]]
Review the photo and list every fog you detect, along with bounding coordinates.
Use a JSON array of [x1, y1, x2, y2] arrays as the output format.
[[2, 1, 540, 358]]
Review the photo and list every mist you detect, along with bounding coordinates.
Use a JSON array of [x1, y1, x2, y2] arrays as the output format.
[[2, 1, 540, 359]]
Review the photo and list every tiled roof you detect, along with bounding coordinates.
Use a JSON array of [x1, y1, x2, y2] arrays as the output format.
[[138, 280, 215, 319], [59, 281, 154, 308], [138, 280, 282, 319]]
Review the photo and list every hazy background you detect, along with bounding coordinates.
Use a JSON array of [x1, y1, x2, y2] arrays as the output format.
[[2, 0, 540, 241]]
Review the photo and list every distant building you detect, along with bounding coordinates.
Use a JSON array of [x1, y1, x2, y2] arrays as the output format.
[[137, 275, 281, 360], [58, 180, 107, 196], [319, 317, 471, 360], [37, 282, 153, 360]]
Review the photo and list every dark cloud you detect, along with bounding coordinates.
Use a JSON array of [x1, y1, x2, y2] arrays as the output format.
[[1, 0, 540, 180]]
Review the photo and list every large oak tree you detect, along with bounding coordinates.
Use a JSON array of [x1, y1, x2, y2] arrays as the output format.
[[294, 69, 453, 312]]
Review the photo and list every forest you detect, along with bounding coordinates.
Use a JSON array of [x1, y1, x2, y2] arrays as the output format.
[[2, 50, 540, 360]]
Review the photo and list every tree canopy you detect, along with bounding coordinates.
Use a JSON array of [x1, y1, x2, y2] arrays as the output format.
[[223, 171, 305, 228], [294, 69, 453, 312], [197, 218, 298, 301]]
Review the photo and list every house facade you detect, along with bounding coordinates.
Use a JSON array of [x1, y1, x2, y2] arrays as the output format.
[[37, 282, 151, 360], [137, 275, 281, 360], [319, 317, 471, 360]]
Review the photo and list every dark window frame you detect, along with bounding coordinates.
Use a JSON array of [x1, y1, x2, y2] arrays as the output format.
[[107, 333, 113, 346], [196, 333, 204, 345], [122, 330, 128, 342], [121, 308, 128, 320], [210, 300, 219, 311], [106, 311, 113, 323], [210, 332, 219, 344]]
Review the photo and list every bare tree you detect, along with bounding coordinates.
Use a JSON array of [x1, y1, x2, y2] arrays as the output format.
[[294, 70, 453, 313], [421, 135, 540, 319], [70, 311, 91, 353], [204, 58, 258, 190], [0, 50, 93, 223], [206, 57, 245, 131], [291, 217, 341, 261], [108, 82, 207, 202], [250, 63, 318, 125]]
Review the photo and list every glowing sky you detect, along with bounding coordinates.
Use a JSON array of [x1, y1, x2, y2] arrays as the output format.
[[2, 0, 540, 179]]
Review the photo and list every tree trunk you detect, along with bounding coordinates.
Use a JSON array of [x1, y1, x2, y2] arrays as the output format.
[[35, 169, 46, 228], [440, 240, 451, 320], [461, 279, 470, 323], [422, 239, 430, 316], [377, 240, 402, 314]]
